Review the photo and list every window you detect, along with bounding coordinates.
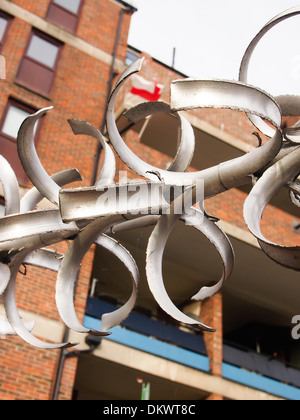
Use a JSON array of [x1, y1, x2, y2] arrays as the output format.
[[0, 11, 13, 53], [46, 0, 84, 33], [53, 0, 82, 14], [125, 49, 140, 66], [27, 34, 60, 68], [0, 99, 41, 184], [16, 30, 62, 97]]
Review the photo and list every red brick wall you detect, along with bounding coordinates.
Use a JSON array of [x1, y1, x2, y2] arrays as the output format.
[[201, 293, 223, 401], [11, 0, 50, 20], [2, 0, 131, 189], [0, 0, 133, 400], [1, 30, 106, 188], [10, 0, 131, 62], [0, 337, 59, 400]]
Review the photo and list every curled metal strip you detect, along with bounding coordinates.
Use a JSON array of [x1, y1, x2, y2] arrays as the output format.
[[0, 262, 11, 295], [289, 180, 300, 208], [3, 217, 80, 349], [124, 101, 195, 173], [171, 79, 282, 132], [181, 208, 234, 301], [0, 249, 62, 338], [244, 146, 300, 270], [20, 168, 82, 213], [124, 101, 171, 122], [55, 214, 123, 335], [107, 58, 205, 186], [284, 120, 300, 144], [170, 74, 283, 193], [168, 114, 195, 172], [276, 96, 300, 117], [240, 7, 300, 81], [239, 7, 300, 135], [23, 248, 64, 272], [146, 188, 215, 332], [95, 234, 139, 332], [106, 58, 170, 183], [290, 192, 300, 208], [67, 120, 116, 188], [0, 210, 79, 334], [0, 155, 20, 215], [5, 248, 77, 349], [0, 211, 79, 347], [17, 107, 61, 205]]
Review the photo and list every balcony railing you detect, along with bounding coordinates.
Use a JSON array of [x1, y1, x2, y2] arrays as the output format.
[[223, 343, 300, 390], [85, 297, 207, 356], [85, 297, 300, 400]]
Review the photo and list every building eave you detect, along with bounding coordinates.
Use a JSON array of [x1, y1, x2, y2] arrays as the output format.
[[109, 0, 138, 13]]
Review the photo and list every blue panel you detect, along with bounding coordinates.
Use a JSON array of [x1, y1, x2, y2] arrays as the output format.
[[84, 315, 210, 372], [222, 363, 300, 401], [84, 315, 300, 400], [85, 298, 207, 355], [223, 344, 300, 389]]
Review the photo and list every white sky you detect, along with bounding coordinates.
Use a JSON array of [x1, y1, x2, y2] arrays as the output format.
[[127, 0, 300, 96]]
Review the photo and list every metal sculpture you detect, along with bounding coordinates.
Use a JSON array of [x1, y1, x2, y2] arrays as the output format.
[[0, 7, 300, 348]]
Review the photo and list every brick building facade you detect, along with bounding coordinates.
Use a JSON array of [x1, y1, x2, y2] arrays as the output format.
[[0, 0, 299, 400], [0, 0, 135, 400]]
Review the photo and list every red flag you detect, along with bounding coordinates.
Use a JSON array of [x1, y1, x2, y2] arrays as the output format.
[[130, 74, 162, 101]]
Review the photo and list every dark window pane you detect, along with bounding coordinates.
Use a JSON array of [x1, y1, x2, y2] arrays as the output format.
[[27, 34, 59, 68], [53, 0, 81, 14], [0, 17, 8, 42]]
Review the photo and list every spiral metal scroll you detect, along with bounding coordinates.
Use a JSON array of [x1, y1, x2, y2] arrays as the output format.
[[0, 8, 300, 348]]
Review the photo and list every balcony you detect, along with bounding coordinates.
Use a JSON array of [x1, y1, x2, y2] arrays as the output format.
[[84, 297, 209, 370], [82, 297, 300, 400]]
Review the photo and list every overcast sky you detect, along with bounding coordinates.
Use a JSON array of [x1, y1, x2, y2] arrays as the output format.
[[127, 0, 300, 96]]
